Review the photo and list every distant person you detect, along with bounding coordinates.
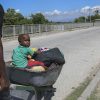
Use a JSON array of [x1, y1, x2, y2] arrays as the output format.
[[12, 34, 45, 71], [0, 4, 10, 100]]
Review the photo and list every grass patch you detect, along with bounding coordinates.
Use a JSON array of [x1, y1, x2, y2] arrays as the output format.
[[64, 78, 91, 100]]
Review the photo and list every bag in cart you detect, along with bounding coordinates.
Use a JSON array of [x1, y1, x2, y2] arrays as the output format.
[[34, 47, 65, 66]]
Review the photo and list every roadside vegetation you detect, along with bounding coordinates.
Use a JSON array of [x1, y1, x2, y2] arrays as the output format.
[[4, 8, 49, 25]]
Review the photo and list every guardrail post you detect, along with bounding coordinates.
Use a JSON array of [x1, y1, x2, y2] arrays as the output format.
[[31, 25, 33, 34], [39, 24, 41, 33], [22, 25, 24, 34], [13, 25, 16, 38]]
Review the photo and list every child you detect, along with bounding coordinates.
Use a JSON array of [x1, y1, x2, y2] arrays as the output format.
[[12, 34, 45, 71]]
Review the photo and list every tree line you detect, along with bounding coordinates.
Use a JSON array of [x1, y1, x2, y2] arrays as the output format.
[[4, 8, 49, 25], [3, 8, 100, 25]]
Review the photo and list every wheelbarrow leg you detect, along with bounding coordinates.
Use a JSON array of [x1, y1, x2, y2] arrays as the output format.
[[27, 90, 35, 100], [27, 90, 43, 100], [36, 91, 44, 100], [44, 87, 56, 100], [31, 87, 56, 100], [31, 87, 43, 100]]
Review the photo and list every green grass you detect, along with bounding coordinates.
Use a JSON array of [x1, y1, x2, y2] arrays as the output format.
[[64, 78, 91, 100]]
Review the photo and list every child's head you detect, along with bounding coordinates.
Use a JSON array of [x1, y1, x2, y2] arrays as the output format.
[[18, 34, 30, 47]]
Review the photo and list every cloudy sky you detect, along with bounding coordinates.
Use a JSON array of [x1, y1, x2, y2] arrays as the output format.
[[1, 0, 100, 22]]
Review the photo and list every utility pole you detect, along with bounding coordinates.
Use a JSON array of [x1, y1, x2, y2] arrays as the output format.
[[84, 9, 87, 23], [89, 8, 91, 23]]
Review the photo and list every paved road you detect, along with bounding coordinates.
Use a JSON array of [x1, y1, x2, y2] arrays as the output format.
[[3, 26, 100, 100]]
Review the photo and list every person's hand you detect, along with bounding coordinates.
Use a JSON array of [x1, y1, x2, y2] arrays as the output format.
[[0, 74, 10, 91], [36, 50, 41, 54], [27, 55, 32, 59]]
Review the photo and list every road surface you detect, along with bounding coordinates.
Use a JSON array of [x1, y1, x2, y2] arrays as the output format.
[[3, 26, 100, 100]]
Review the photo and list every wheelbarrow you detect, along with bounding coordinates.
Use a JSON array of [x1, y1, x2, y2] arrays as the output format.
[[7, 47, 65, 100], [7, 62, 64, 100]]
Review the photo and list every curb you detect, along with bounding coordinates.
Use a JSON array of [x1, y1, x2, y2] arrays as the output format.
[[77, 69, 100, 100]]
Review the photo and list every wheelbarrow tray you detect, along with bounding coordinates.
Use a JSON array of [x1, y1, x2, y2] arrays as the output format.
[[7, 63, 63, 87]]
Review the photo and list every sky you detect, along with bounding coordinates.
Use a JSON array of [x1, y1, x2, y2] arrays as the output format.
[[1, 0, 100, 22]]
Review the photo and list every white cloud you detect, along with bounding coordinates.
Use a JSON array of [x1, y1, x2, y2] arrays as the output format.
[[44, 9, 61, 16], [92, 6, 100, 12], [42, 5, 100, 22], [52, 9, 61, 15], [81, 6, 91, 13], [15, 9, 20, 13], [43, 9, 81, 22], [81, 6, 100, 14]]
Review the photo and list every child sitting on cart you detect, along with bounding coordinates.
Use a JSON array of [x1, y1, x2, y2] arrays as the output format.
[[12, 34, 46, 72]]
